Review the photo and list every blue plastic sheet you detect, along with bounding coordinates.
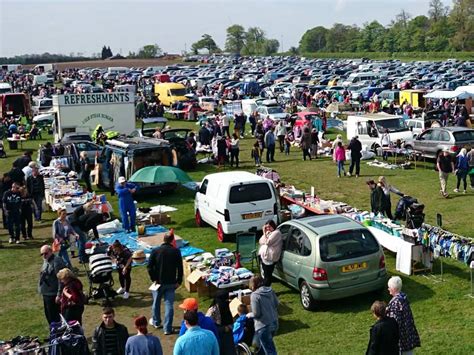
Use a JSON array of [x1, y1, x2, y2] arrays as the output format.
[[99, 226, 204, 266]]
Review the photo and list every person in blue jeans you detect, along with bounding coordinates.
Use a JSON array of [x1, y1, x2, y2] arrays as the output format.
[[147, 233, 183, 335], [115, 177, 138, 233], [249, 275, 279, 355], [52, 208, 78, 269]]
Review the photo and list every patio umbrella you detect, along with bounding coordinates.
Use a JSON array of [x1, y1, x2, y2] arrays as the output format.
[[129, 166, 192, 184]]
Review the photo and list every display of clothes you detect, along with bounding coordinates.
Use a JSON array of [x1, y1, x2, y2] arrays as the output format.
[[423, 225, 473, 265], [206, 266, 253, 287]]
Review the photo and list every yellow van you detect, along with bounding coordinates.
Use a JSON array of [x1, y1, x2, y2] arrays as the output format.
[[400, 90, 426, 109], [154, 83, 188, 106]]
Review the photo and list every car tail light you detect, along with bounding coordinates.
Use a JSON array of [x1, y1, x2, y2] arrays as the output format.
[[450, 146, 459, 153], [379, 255, 385, 269], [224, 209, 230, 222], [312, 267, 328, 281]]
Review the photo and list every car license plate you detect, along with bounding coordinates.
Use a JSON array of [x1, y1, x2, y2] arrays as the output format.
[[242, 212, 262, 220], [341, 262, 368, 273]]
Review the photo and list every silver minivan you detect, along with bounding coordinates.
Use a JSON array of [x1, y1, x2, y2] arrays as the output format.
[[270, 215, 387, 310]]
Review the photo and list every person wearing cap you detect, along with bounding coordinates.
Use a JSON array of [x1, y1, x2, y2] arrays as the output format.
[[178, 298, 218, 338], [115, 177, 138, 233], [348, 135, 363, 177], [174, 311, 219, 355], [125, 316, 163, 355], [436, 149, 455, 198]]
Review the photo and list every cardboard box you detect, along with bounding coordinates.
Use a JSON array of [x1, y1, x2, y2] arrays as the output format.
[[197, 280, 217, 298], [183, 260, 197, 293], [229, 296, 252, 318], [138, 233, 183, 249], [150, 213, 171, 225]]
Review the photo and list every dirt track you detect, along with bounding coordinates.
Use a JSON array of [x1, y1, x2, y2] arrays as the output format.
[[25, 57, 185, 70]]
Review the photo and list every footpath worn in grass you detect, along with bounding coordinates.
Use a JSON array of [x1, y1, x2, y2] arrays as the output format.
[[0, 122, 472, 354]]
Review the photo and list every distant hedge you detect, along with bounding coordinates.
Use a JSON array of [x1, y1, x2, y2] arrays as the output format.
[[300, 52, 474, 61]]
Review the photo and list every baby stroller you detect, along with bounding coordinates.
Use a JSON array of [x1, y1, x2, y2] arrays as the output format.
[[234, 316, 256, 355], [394, 195, 425, 229], [84, 252, 116, 303]]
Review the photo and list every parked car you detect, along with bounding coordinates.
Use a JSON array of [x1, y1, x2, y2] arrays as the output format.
[[161, 128, 197, 170], [412, 127, 474, 159], [129, 117, 168, 138], [270, 215, 387, 310], [60, 132, 92, 143]]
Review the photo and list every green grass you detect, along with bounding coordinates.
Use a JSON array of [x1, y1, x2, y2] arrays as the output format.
[[0, 122, 473, 354]]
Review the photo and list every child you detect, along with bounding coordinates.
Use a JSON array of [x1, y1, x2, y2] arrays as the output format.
[[251, 141, 261, 167], [334, 141, 346, 177], [233, 304, 254, 347], [284, 132, 291, 155]]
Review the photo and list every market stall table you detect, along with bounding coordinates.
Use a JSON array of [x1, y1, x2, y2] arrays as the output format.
[[7, 136, 26, 150]]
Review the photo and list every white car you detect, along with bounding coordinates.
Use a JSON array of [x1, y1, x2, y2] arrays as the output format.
[[31, 97, 53, 116], [406, 118, 426, 136]]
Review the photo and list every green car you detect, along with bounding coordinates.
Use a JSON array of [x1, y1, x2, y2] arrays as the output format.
[[270, 215, 387, 310]]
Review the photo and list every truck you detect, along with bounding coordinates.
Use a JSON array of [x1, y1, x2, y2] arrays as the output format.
[[52, 92, 136, 142], [346, 113, 414, 152], [400, 90, 426, 109], [0, 93, 31, 120]]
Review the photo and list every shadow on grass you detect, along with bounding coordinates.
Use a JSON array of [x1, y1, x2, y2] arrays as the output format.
[[431, 258, 471, 280], [277, 317, 311, 335]]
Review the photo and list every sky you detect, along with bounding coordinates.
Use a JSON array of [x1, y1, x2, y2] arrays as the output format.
[[0, 0, 453, 57]]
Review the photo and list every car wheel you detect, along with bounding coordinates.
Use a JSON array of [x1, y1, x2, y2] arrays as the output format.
[[195, 209, 204, 227], [299, 281, 316, 311], [217, 222, 227, 242], [404, 145, 413, 151]]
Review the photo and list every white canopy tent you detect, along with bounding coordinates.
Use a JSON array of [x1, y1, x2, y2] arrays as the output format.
[[424, 85, 474, 100]]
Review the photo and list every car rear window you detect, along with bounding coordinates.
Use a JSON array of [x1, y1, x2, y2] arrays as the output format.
[[453, 130, 474, 142], [319, 229, 380, 262], [229, 183, 272, 204]]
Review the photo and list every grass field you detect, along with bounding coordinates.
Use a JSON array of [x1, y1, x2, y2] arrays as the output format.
[[0, 121, 472, 354]]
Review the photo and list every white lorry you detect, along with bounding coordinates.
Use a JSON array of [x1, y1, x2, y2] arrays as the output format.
[[346, 113, 414, 152], [52, 92, 136, 142]]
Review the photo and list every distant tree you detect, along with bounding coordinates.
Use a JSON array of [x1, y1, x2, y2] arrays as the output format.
[[106, 46, 113, 57], [262, 39, 280, 55], [288, 46, 299, 55], [136, 44, 162, 58], [449, 0, 474, 50], [191, 34, 220, 54], [429, 0, 449, 22], [357, 21, 386, 51], [225, 24, 246, 54], [243, 27, 266, 55], [299, 26, 328, 52], [101, 45, 107, 59]]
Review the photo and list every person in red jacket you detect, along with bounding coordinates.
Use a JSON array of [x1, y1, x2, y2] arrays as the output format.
[[57, 268, 85, 324]]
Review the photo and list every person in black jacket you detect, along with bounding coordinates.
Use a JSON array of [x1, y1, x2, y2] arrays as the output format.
[[0, 173, 12, 229], [366, 300, 399, 355], [367, 180, 383, 214], [3, 182, 22, 244], [147, 233, 183, 335], [348, 135, 363, 177], [92, 307, 129, 355], [26, 167, 45, 222]]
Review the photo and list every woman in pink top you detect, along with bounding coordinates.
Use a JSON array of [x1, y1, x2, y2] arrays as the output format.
[[334, 141, 346, 177]]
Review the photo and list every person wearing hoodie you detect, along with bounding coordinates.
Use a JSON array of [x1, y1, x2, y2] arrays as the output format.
[[467, 147, 474, 189], [258, 220, 283, 287], [249, 275, 279, 355], [386, 276, 420, 355], [454, 148, 469, 194], [178, 298, 218, 339]]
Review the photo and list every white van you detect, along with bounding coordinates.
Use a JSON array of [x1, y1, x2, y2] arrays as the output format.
[[342, 72, 379, 87], [33, 64, 55, 73], [346, 113, 414, 152], [107, 67, 129, 75], [33, 74, 54, 86], [0, 82, 12, 94], [195, 171, 279, 242], [143, 66, 165, 76], [1, 64, 22, 72]]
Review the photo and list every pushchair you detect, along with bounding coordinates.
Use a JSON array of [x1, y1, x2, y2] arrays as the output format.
[[394, 195, 425, 229], [234, 316, 256, 355], [83, 252, 116, 303]]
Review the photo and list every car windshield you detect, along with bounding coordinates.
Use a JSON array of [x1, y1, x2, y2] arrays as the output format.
[[319, 229, 380, 262], [375, 118, 408, 132], [163, 130, 187, 139], [169, 88, 187, 96], [229, 182, 272, 204], [267, 106, 283, 114], [453, 130, 474, 141]]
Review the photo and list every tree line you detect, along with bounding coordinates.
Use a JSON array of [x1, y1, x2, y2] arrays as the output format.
[[299, 0, 474, 53], [190, 25, 280, 55]]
